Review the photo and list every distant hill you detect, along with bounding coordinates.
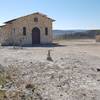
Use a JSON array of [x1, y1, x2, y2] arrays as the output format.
[[53, 30, 97, 39]]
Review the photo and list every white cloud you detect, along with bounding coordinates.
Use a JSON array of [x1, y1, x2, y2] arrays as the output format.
[[0, 23, 5, 26]]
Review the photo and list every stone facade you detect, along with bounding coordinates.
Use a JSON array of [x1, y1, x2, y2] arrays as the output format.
[[0, 12, 55, 45], [96, 35, 100, 42], [95, 31, 100, 42]]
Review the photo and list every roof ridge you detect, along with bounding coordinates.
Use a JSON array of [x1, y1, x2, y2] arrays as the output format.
[[4, 12, 55, 24]]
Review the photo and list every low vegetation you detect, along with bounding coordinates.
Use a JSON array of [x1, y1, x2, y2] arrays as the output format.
[[54, 30, 97, 40]]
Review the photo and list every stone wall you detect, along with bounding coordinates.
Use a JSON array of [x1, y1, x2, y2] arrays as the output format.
[[96, 35, 100, 42], [0, 24, 12, 45], [0, 13, 53, 45]]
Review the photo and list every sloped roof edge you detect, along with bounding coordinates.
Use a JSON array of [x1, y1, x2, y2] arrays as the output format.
[[4, 12, 55, 24]]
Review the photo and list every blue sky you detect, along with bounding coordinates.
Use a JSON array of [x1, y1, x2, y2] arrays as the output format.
[[0, 0, 100, 30]]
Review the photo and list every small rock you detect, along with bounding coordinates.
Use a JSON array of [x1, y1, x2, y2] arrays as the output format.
[[97, 68, 100, 72]]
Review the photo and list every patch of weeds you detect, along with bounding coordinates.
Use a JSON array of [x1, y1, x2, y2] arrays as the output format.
[[0, 90, 6, 100], [0, 73, 7, 86], [25, 84, 36, 93], [36, 93, 43, 100]]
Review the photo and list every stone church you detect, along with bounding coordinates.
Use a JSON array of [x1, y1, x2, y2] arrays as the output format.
[[0, 12, 55, 46]]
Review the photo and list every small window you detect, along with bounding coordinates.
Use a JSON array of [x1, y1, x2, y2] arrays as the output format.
[[34, 17, 38, 22], [45, 27, 48, 36], [23, 27, 26, 36], [13, 28, 15, 33]]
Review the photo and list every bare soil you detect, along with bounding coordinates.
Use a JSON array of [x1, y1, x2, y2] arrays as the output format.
[[0, 39, 100, 100]]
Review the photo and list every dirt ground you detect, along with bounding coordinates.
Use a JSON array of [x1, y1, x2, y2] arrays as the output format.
[[0, 39, 100, 65], [0, 39, 100, 100]]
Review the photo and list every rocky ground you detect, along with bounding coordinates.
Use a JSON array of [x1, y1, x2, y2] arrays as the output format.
[[0, 39, 100, 100]]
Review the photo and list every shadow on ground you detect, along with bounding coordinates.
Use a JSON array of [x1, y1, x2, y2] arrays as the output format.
[[1, 43, 66, 48], [22, 43, 66, 48]]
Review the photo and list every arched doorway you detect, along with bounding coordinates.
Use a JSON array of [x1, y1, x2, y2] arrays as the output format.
[[32, 27, 40, 44]]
